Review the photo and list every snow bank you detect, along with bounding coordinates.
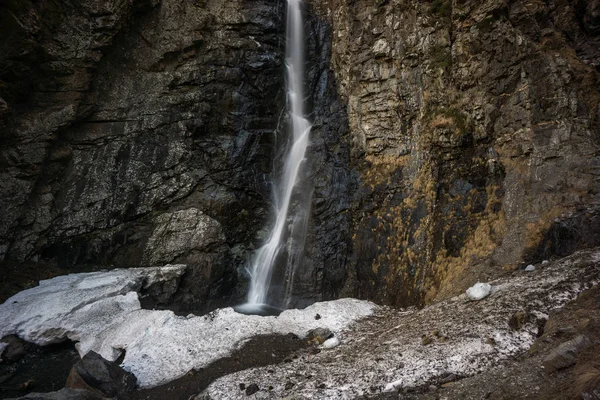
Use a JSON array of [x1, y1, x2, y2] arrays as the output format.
[[0, 266, 375, 388], [0, 266, 186, 345], [82, 298, 375, 387]]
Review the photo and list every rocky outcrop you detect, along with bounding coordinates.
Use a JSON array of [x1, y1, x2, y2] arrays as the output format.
[[65, 351, 137, 399], [141, 208, 234, 310], [0, 0, 286, 308], [310, 0, 600, 307]]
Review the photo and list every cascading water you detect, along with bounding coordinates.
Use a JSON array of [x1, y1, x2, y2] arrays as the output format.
[[241, 0, 312, 313]]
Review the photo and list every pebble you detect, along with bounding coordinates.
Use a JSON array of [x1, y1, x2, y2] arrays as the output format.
[[524, 265, 535, 272], [246, 383, 259, 396]]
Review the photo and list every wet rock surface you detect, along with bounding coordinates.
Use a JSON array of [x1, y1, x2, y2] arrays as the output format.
[[0, 0, 286, 309]]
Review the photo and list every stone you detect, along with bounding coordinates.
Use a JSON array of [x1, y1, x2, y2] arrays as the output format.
[[542, 335, 592, 371], [0, 335, 27, 362], [372, 39, 391, 56], [466, 283, 492, 301], [508, 310, 527, 331], [525, 265, 536, 272], [307, 328, 333, 345], [65, 351, 136, 398], [421, 336, 433, 346], [7, 388, 107, 400], [245, 383, 259, 396], [142, 209, 225, 266]]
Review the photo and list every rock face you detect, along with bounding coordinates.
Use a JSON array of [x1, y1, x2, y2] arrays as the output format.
[[1, 0, 599, 309], [309, 0, 600, 306], [0, 0, 286, 309], [65, 351, 137, 398]]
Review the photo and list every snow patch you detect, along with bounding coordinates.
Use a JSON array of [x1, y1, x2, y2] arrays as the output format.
[[0, 267, 375, 388], [0, 266, 186, 345], [322, 336, 340, 349]]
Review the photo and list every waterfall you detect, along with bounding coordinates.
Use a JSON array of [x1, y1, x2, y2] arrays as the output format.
[[245, 0, 312, 309]]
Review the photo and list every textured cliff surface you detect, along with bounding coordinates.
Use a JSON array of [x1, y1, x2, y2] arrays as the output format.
[[311, 0, 600, 307], [0, 0, 286, 309]]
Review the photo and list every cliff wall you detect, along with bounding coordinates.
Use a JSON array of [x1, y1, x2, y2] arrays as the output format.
[[312, 0, 600, 305]]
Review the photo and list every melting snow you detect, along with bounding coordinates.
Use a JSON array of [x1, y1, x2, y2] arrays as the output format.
[[0, 266, 375, 388]]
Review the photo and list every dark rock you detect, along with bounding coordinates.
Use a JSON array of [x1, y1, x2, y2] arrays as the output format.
[[421, 336, 434, 346], [65, 351, 136, 398], [542, 335, 592, 371], [7, 388, 107, 400], [284, 381, 294, 390], [1, 335, 27, 362], [306, 328, 333, 345], [509, 310, 527, 331], [440, 373, 459, 384], [239, 383, 246, 391], [245, 383, 259, 396], [0, 0, 285, 311]]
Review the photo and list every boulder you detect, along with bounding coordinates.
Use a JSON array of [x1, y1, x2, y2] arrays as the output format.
[[466, 283, 492, 301], [542, 335, 592, 371], [65, 351, 136, 398], [306, 328, 333, 345], [0, 335, 27, 362]]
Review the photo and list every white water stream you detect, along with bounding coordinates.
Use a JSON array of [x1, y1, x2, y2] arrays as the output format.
[[245, 0, 312, 309]]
